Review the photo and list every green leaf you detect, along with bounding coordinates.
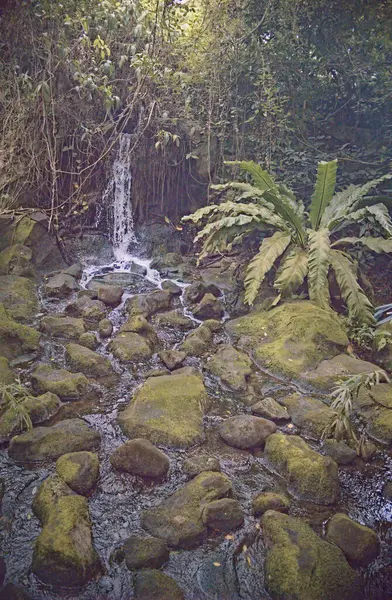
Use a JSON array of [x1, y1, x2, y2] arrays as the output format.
[[225, 160, 276, 191], [332, 236, 392, 253], [274, 247, 308, 297], [244, 231, 291, 305], [309, 160, 338, 230], [330, 250, 374, 324], [307, 227, 331, 310]]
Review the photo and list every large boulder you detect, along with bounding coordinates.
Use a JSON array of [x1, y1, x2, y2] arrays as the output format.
[[96, 284, 123, 306], [120, 315, 159, 348], [123, 536, 170, 570], [44, 273, 79, 297], [219, 415, 276, 449], [0, 303, 40, 359], [205, 345, 252, 391], [31, 364, 89, 400], [251, 491, 290, 516], [183, 455, 221, 478], [134, 569, 184, 600], [127, 290, 172, 317], [0, 392, 61, 443], [306, 354, 382, 390], [202, 498, 244, 532], [251, 397, 289, 422], [0, 356, 16, 385], [109, 331, 153, 362], [264, 433, 339, 504], [66, 295, 106, 322], [280, 393, 335, 440], [226, 301, 348, 380], [65, 343, 116, 383], [262, 510, 362, 600], [0, 275, 38, 322], [367, 407, 392, 445], [179, 325, 212, 356], [40, 315, 85, 339], [0, 244, 35, 278], [110, 439, 170, 478], [141, 471, 232, 548], [56, 451, 100, 496], [192, 293, 223, 320], [118, 373, 208, 448], [32, 475, 76, 524], [8, 418, 100, 462], [154, 309, 196, 331], [326, 513, 380, 565]]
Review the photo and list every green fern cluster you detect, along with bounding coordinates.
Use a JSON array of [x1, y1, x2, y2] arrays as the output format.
[[183, 160, 392, 324]]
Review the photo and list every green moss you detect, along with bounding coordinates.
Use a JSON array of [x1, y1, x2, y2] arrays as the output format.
[[56, 451, 99, 495], [65, 343, 114, 379], [180, 325, 212, 356], [0, 392, 61, 442], [12, 217, 36, 246], [367, 408, 392, 445], [109, 331, 153, 362], [326, 513, 380, 565], [281, 393, 334, 440], [0, 303, 40, 359], [154, 310, 195, 331], [206, 344, 252, 391], [32, 475, 76, 525], [31, 364, 89, 400], [0, 244, 35, 278], [251, 492, 290, 516], [0, 356, 16, 385]]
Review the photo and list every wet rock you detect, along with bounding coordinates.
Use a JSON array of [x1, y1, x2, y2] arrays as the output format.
[[203, 319, 222, 332], [31, 364, 89, 400], [0, 303, 40, 359], [62, 262, 83, 279], [118, 373, 208, 448], [56, 451, 100, 496], [98, 318, 113, 338], [154, 309, 195, 331], [159, 349, 186, 370], [219, 415, 276, 449], [0, 244, 35, 278], [66, 295, 106, 322], [127, 290, 172, 317], [280, 393, 334, 440], [251, 491, 290, 516], [180, 325, 212, 356], [226, 301, 348, 380], [32, 475, 76, 524], [262, 510, 362, 600], [44, 272, 79, 297], [0, 392, 62, 443], [202, 498, 244, 532], [368, 383, 392, 408], [183, 281, 206, 305], [0, 583, 33, 600], [111, 439, 170, 478], [161, 280, 182, 295], [326, 513, 380, 565], [8, 418, 100, 462], [367, 408, 392, 445], [109, 331, 153, 362], [150, 252, 184, 271], [141, 471, 232, 548], [382, 481, 392, 500], [251, 397, 289, 422], [0, 356, 16, 385], [97, 283, 123, 306], [183, 455, 221, 478], [123, 536, 169, 570], [66, 343, 116, 382], [79, 331, 99, 350], [193, 293, 223, 320], [307, 354, 381, 389], [206, 344, 252, 391], [145, 368, 170, 378], [32, 494, 102, 586], [120, 315, 159, 348], [0, 275, 38, 322], [40, 315, 85, 339], [134, 569, 184, 600], [264, 433, 339, 504], [359, 439, 377, 461], [323, 439, 356, 465], [128, 261, 147, 276]]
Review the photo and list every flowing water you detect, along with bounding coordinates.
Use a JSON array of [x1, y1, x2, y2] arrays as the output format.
[[0, 137, 391, 599]]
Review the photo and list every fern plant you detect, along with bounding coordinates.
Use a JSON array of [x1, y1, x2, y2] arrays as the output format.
[[183, 160, 392, 323]]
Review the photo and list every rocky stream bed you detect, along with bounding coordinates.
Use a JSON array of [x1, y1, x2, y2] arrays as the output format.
[[0, 216, 391, 600]]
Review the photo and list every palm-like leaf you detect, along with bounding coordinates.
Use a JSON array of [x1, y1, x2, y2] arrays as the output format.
[[307, 227, 331, 310], [225, 160, 277, 191], [330, 249, 374, 324], [244, 231, 291, 305], [309, 160, 338, 230], [274, 247, 308, 297], [333, 236, 392, 253]]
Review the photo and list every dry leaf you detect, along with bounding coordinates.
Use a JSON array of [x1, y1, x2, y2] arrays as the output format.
[[213, 562, 221, 567]]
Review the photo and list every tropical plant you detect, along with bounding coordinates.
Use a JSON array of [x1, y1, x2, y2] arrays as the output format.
[[183, 159, 392, 323], [0, 380, 33, 433], [349, 322, 392, 352]]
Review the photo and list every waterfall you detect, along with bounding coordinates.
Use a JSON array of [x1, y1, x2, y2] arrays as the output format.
[[103, 133, 136, 261]]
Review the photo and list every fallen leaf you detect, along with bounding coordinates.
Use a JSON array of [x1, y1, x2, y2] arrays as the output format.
[[225, 534, 234, 540], [213, 562, 221, 567]]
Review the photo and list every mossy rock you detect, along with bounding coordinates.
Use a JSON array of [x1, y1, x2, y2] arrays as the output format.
[[0, 356, 16, 386], [134, 569, 184, 600], [120, 315, 159, 348], [262, 510, 362, 600], [0, 392, 62, 443], [31, 363, 89, 400], [32, 475, 76, 525], [326, 513, 380, 565], [0, 303, 40, 359], [179, 325, 212, 356], [40, 315, 85, 339], [0, 275, 38, 322], [123, 535, 169, 570], [8, 418, 100, 462], [202, 498, 244, 532], [110, 439, 169, 478], [127, 290, 172, 317], [368, 383, 392, 409], [109, 331, 153, 362], [251, 491, 290, 516], [183, 455, 221, 478], [56, 451, 100, 496], [65, 343, 116, 381], [205, 344, 252, 391], [226, 301, 348, 380], [305, 354, 382, 391], [66, 295, 106, 322], [141, 471, 232, 548], [118, 373, 208, 448], [78, 332, 99, 350], [280, 393, 335, 440], [367, 407, 392, 446], [32, 495, 102, 586], [98, 318, 113, 338], [264, 433, 339, 504], [0, 244, 36, 278], [44, 273, 80, 297], [154, 309, 196, 331]]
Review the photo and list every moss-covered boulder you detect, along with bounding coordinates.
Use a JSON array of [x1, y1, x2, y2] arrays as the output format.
[[219, 415, 276, 449], [65, 343, 116, 383], [262, 510, 362, 600], [252, 491, 290, 516], [96, 283, 123, 306], [202, 498, 244, 532], [120, 315, 159, 348], [226, 301, 348, 380], [56, 451, 100, 496], [251, 397, 289, 422], [123, 536, 169, 570], [44, 273, 80, 297], [66, 295, 106, 322], [159, 349, 186, 370], [193, 293, 224, 320], [118, 373, 209, 448], [134, 569, 184, 600], [0, 356, 16, 385], [32, 475, 76, 524], [109, 331, 153, 362], [323, 439, 356, 465], [0, 303, 40, 359], [111, 439, 170, 478], [8, 418, 100, 462], [78, 331, 99, 350], [183, 455, 221, 478], [367, 383, 392, 408], [264, 433, 339, 504], [179, 325, 212, 356], [98, 318, 113, 338], [280, 393, 335, 440], [326, 513, 380, 565], [154, 309, 195, 331], [32, 494, 102, 586], [31, 363, 89, 400], [141, 471, 232, 548], [0, 244, 36, 278], [205, 344, 252, 391], [40, 315, 85, 339], [127, 290, 172, 317], [0, 275, 38, 322], [306, 354, 382, 390], [367, 407, 392, 445], [0, 392, 62, 443]]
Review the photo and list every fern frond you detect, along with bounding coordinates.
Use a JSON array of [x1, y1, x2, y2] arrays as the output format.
[[195, 214, 257, 243], [263, 190, 306, 246], [330, 249, 374, 324], [307, 227, 331, 310], [309, 160, 338, 230], [277, 183, 306, 218], [182, 204, 218, 224], [225, 160, 277, 191], [367, 204, 392, 236], [244, 231, 291, 305], [332, 236, 392, 254], [274, 247, 309, 297]]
